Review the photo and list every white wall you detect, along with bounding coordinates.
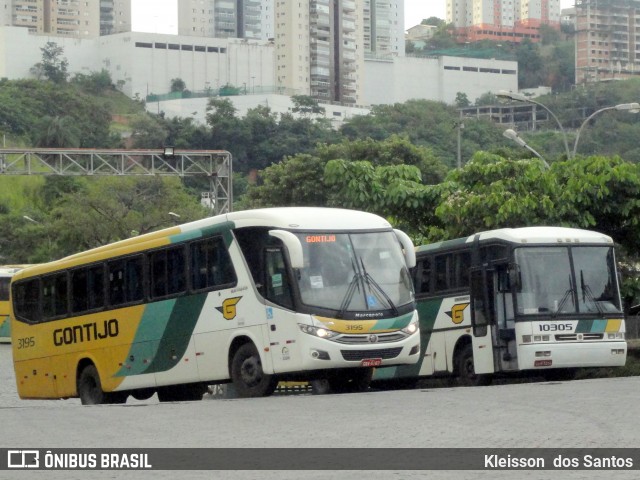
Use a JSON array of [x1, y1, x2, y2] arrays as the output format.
[[363, 55, 518, 105], [148, 93, 370, 128]]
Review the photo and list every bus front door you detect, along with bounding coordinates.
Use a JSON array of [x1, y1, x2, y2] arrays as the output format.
[[469, 268, 495, 375]]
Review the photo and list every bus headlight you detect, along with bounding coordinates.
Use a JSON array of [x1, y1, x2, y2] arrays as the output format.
[[299, 324, 340, 339], [401, 319, 419, 336]]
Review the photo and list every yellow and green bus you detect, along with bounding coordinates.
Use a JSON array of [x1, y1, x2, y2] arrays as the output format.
[[11, 207, 419, 404], [1, 266, 31, 343]]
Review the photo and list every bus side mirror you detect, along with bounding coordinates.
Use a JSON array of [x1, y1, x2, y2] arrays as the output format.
[[394, 229, 416, 269], [269, 230, 304, 269]]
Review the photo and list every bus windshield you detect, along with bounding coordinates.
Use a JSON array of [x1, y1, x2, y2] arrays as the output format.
[[514, 246, 621, 315], [295, 231, 413, 314]]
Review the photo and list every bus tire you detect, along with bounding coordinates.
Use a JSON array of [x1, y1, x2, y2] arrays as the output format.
[[456, 344, 492, 387], [230, 343, 278, 398], [130, 388, 156, 401], [77, 364, 107, 405]]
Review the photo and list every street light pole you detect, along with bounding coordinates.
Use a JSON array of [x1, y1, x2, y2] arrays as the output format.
[[497, 90, 571, 160], [572, 102, 640, 158], [503, 129, 550, 169]]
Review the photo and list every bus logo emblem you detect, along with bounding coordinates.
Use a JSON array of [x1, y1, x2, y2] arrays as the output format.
[[368, 334, 378, 343], [446, 303, 470, 325], [217, 297, 242, 320]]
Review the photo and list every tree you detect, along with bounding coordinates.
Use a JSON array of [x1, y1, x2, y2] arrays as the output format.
[[50, 177, 207, 255], [36, 42, 69, 84], [170, 78, 187, 93], [455, 92, 471, 108], [291, 95, 326, 117], [33, 115, 81, 148]]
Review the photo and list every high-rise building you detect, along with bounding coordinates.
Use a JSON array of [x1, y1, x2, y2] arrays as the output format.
[[100, 0, 132, 36], [177, 0, 274, 40], [446, 0, 560, 43], [1, 0, 131, 37], [575, 0, 640, 84], [364, 0, 404, 58], [275, 0, 364, 105]]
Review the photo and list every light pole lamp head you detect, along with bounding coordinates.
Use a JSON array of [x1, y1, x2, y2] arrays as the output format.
[[503, 128, 527, 147], [497, 90, 528, 102]]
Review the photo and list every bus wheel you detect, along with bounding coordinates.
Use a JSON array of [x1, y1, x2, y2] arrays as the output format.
[[456, 344, 492, 387], [130, 388, 156, 401], [78, 365, 107, 405], [231, 343, 278, 398]]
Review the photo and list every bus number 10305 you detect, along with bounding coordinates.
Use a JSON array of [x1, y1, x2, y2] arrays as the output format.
[[538, 323, 573, 332]]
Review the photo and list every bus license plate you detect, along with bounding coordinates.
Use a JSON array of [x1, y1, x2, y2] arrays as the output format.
[[361, 358, 382, 367], [534, 359, 553, 367]]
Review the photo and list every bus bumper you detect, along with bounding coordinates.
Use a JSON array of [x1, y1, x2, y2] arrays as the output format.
[[518, 341, 627, 370], [295, 332, 421, 371]]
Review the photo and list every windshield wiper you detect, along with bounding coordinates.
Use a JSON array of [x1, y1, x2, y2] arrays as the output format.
[[580, 270, 604, 315], [359, 258, 399, 316], [337, 260, 361, 319], [552, 276, 574, 318]]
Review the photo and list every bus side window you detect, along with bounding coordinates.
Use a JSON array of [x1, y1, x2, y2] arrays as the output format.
[[265, 247, 293, 310], [87, 264, 105, 310], [435, 255, 449, 291], [456, 252, 471, 288], [125, 256, 145, 302], [71, 268, 88, 313], [108, 260, 125, 306], [42, 273, 68, 320], [14, 279, 41, 323], [416, 258, 432, 294], [190, 236, 237, 291]]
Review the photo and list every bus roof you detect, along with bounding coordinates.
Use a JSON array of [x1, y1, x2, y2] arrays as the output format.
[[12, 208, 393, 279], [416, 227, 614, 253]]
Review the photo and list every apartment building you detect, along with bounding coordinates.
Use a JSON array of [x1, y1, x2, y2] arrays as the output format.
[[0, 0, 130, 37], [575, 0, 640, 84], [275, 0, 364, 105], [363, 0, 404, 58], [446, 0, 561, 43], [177, 0, 275, 40]]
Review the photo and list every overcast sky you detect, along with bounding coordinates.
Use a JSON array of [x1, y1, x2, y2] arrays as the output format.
[[131, 1, 577, 34]]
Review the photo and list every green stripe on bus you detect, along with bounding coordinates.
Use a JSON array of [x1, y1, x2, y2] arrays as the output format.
[[168, 221, 235, 245], [574, 319, 593, 333], [141, 293, 208, 374], [0, 316, 10, 338], [371, 312, 414, 331], [114, 300, 177, 377], [374, 298, 443, 380]]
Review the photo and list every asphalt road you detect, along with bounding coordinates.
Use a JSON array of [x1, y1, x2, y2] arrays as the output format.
[[1, 344, 639, 480]]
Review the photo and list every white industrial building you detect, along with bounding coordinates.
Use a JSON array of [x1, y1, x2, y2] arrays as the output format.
[[0, 25, 518, 123]]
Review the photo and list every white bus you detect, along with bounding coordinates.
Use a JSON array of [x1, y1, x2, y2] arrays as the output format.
[[11, 207, 419, 403], [373, 227, 627, 387]]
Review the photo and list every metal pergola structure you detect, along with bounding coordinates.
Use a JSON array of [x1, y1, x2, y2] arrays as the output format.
[[0, 148, 232, 215]]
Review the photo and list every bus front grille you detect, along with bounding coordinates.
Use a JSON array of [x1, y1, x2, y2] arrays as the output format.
[[334, 332, 406, 344], [555, 333, 604, 341], [340, 347, 403, 361]]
